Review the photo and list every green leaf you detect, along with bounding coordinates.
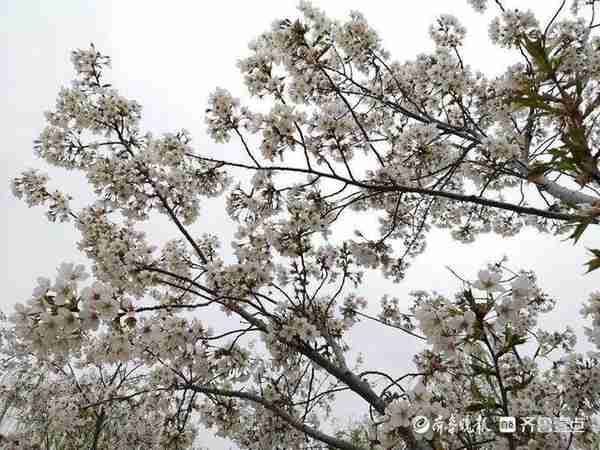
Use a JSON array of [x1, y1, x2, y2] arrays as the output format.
[[511, 336, 527, 347], [511, 97, 543, 109], [470, 363, 495, 376], [585, 257, 600, 273], [548, 147, 568, 159], [585, 249, 600, 273], [470, 383, 483, 401], [465, 402, 486, 412], [558, 160, 578, 172], [576, 79, 584, 98], [522, 36, 553, 79], [565, 219, 593, 245]]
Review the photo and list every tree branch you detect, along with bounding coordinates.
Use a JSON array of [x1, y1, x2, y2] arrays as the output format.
[[181, 384, 367, 450]]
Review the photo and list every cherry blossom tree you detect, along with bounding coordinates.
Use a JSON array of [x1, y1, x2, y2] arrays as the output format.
[[7, 0, 600, 449], [0, 313, 198, 450]]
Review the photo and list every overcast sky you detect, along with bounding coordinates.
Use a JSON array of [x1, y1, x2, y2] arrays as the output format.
[[2, 1, 600, 448]]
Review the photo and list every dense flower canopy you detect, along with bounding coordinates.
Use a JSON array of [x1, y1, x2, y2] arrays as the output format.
[[4, 1, 600, 449]]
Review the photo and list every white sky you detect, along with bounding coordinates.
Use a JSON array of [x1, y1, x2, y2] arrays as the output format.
[[2, 1, 600, 448]]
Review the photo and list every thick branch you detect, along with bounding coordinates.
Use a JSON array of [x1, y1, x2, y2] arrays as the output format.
[[181, 384, 367, 450]]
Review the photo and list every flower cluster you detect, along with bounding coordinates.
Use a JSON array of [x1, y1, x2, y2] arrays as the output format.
[[11, 170, 73, 222], [205, 87, 241, 143], [581, 292, 600, 349], [429, 14, 467, 48], [335, 11, 383, 73], [489, 9, 540, 48], [467, 0, 488, 13]]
